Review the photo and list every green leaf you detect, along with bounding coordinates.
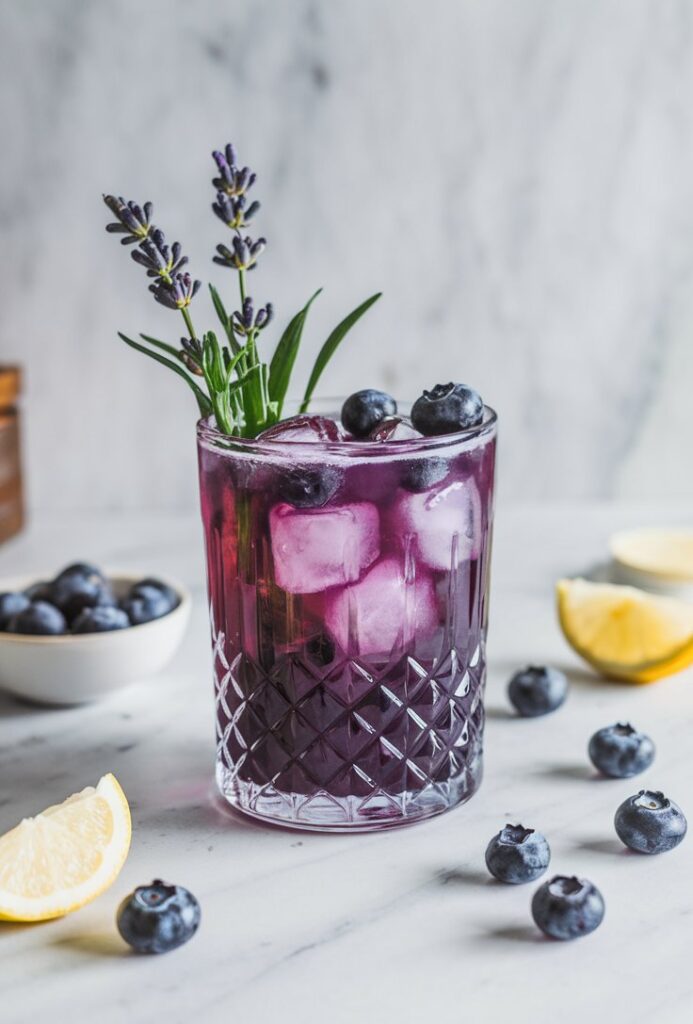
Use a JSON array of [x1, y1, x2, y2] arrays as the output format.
[[209, 283, 240, 355], [139, 334, 184, 360], [117, 332, 212, 417], [240, 363, 264, 436], [299, 292, 382, 413], [268, 289, 322, 416]]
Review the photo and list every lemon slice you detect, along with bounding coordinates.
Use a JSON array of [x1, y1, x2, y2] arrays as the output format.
[[0, 773, 131, 921], [557, 578, 693, 683]]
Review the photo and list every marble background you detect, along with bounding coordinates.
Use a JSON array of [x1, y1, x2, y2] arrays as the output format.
[[1, 0, 693, 513]]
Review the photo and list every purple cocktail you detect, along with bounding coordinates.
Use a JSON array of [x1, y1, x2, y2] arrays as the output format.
[[198, 401, 497, 831]]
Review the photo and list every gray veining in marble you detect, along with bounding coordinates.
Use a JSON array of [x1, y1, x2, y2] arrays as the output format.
[[1, 0, 693, 513]]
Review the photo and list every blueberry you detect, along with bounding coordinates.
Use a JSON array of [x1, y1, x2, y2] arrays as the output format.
[[7, 601, 67, 635], [411, 383, 484, 436], [277, 464, 341, 508], [507, 665, 568, 717], [0, 592, 31, 631], [117, 880, 200, 954], [54, 562, 106, 585], [121, 590, 171, 626], [485, 824, 551, 884], [531, 875, 605, 940], [72, 606, 130, 633], [50, 574, 115, 623], [24, 580, 54, 603], [588, 723, 655, 779], [400, 456, 449, 493], [306, 633, 335, 666], [130, 578, 179, 614], [341, 389, 397, 438], [614, 790, 687, 854]]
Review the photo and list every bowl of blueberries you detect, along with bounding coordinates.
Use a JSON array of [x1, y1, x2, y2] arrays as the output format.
[[0, 562, 191, 705]]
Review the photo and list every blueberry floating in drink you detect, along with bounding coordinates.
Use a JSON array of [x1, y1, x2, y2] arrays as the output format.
[[341, 389, 397, 437]]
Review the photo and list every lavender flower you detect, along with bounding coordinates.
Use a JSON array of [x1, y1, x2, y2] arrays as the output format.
[[149, 272, 201, 310], [232, 297, 273, 336], [103, 195, 153, 245], [131, 228, 189, 279], [213, 235, 266, 272], [211, 144, 257, 198], [212, 191, 261, 231], [179, 336, 204, 375]]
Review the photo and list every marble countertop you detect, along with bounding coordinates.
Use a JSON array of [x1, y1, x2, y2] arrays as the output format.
[[1, 504, 691, 1024]]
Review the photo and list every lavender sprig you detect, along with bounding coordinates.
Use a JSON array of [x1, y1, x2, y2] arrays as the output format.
[[103, 195, 153, 245], [213, 235, 266, 272], [104, 141, 381, 437], [212, 192, 260, 231], [131, 229, 189, 279], [179, 336, 205, 376], [232, 297, 273, 336], [211, 144, 257, 197], [149, 272, 201, 310]]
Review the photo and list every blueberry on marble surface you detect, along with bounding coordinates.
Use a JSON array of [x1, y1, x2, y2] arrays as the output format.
[[614, 790, 687, 854], [72, 606, 130, 633], [276, 464, 342, 508], [341, 389, 397, 438], [588, 723, 655, 779], [117, 880, 200, 954], [531, 875, 605, 940], [485, 824, 550, 884], [0, 592, 31, 630], [7, 601, 67, 636], [411, 382, 483, 436], [507, 665, 568, 717]]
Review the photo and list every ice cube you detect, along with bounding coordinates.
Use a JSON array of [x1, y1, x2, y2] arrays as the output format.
[[258, 415, 344, 443], [369, 416, 422, 442], [270, 501, 380, 594], [389, 478, 482, 570], [324, 556, 437, 656]]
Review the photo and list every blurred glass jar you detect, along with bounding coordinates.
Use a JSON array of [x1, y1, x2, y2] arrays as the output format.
[[0, 366, 24, 544]]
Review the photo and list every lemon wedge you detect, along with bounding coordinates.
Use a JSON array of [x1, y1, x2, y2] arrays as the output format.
[[0, 773, 131, 922], [557, 578, 693, 683]]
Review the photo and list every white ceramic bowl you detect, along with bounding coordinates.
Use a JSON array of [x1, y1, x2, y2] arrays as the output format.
[[0, 572, 191, 705], [610, 528, 693, 601]]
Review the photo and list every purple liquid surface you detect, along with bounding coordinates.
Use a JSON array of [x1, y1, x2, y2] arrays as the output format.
[[198, 414, 496, 829]]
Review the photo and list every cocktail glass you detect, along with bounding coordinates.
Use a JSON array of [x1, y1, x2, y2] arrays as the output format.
[[197, 400, 497, 831]]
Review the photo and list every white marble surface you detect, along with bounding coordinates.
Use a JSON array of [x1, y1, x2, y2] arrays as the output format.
[[1, 504, 692, 1023], [2, 0, 693, 512]]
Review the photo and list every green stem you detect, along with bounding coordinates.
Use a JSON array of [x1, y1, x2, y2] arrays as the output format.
[[180, 307, 196, 340]]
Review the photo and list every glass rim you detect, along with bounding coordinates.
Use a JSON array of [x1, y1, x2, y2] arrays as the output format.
[[197, 397, 497, 459]]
